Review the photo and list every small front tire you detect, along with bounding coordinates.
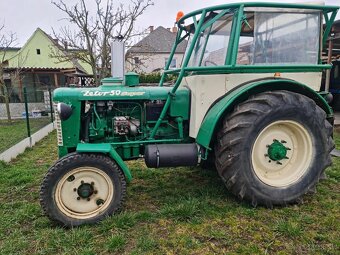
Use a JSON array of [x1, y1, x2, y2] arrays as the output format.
[[40, 153, 126, 227]]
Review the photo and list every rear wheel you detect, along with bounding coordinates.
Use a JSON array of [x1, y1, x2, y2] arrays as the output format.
[[215, 91, 334, 207], [40, 153, 126, 226]]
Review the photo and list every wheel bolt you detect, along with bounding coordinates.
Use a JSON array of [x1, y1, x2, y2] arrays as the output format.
[[87, 198, 90, 201], [91, 182, 94, 185], [264, 154, 268, 157], [94, 190, 98, 194], [268, 160, 271, 163], [77, 197, 80, 200], [73, 188, 77, 192], [277, 161, 282, 165], [81, 180, 84, 184], [281, 140, 287, 143], [286, 147, 291, 151]]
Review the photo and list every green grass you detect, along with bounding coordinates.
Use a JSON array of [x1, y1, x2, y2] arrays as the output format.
[[0, 131, 339, 254], [0, 117, 51, 153]]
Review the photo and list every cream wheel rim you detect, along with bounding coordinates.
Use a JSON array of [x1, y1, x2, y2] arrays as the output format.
[[251, 120, 313, 187], [55, 167, 114, 219]]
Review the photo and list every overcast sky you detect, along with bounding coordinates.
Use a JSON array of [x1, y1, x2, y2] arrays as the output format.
[[0, 0, 339, 46]]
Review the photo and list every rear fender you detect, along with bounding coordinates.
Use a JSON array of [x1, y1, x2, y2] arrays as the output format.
[[196, 79, 333, 149]]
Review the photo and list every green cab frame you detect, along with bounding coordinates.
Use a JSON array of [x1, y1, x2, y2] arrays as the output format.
[[151, 2, 338, 150]]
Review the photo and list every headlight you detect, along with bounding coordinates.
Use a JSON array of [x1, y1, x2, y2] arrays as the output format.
[[57, 102, 73, 121]]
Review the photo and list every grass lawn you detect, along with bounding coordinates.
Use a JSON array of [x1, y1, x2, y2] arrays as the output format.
[[0, 118, 51, 153], [0, 131, 339, 254]]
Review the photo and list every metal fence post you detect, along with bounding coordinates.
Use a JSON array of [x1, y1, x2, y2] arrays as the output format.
[[48, 88, 54, 123], [23, 87, 32, 146]]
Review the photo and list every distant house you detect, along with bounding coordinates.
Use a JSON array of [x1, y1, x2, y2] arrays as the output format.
[[126, 26, 187, 73], [0, 28, 93, 104]]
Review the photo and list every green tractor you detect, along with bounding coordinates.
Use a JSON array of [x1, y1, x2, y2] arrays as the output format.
[[40, 2, 339, 226]]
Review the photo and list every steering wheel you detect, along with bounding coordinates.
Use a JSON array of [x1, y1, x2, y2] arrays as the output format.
[[204, 60, 218, 66]]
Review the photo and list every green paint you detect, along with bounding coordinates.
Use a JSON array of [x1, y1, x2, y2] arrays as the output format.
[[267, 140, 288, 161], [150, 10, 207, 138], [58, 146, 68, 158], [170, 89, 190, 120], [323, 9, 339, 47], [178, 2, 338, 24], [23, 87, 31, 138], [160, 27, 183, 87], [196, 79, 333, 149], [76, 143, 132, 182], [230, 6, 244, 65], [225, 9, 238, 66], [125, 72, 139, 87], [164, 65, 332, 77], [77, 183, 94, 198]]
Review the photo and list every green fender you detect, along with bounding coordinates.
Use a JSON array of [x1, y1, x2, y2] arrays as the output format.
[[196, 79, 333, 149], [76, 143, 132, 182]]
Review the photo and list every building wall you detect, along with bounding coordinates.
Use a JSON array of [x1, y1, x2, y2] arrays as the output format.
[[0, 103, 46, 118], [0, 49, 20, 61], [7, 29, 75, 69], [126, 53, 184, 73]]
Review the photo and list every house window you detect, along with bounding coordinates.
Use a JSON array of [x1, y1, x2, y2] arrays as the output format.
[[165, 58, 176, 69], [134, 57, 140, 64], [36, 49, 41, 55], [38, 75, 51, 86]]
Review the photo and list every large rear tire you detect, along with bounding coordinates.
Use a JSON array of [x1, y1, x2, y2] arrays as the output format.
[[40, 153, 126, 227], [215, 91, 334, 207]]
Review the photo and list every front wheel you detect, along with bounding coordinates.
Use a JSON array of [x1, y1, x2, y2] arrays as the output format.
[[215, 91, 334, 207], [40, 153, 126, 226]]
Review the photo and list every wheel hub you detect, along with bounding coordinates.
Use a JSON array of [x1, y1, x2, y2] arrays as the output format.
[[55, 167, 114, 219], [267, 139, 288, 161], [252, 120, 313, 187], [77, 183, 94, 199]]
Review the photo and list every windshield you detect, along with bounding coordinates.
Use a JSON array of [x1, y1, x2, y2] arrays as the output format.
[[181, 7, 321, 68], [184, 12, 234, 67]]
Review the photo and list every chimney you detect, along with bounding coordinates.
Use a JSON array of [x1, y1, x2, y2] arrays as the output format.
[[172, 27, 178, 33], [167, 28, 171, 31], [63, 41, 68, 50], [149, 26, 154, 33]]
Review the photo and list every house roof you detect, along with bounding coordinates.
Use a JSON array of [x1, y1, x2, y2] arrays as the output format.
[[0, 47, 21, 51], [127, 26, 187, 54], [38, 29, 92, 74]]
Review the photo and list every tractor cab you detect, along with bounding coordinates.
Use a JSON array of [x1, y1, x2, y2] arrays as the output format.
[[162, 3, 337, 140]]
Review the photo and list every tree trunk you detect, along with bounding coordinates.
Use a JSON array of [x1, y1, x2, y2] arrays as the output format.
[[3, 85, 11, 122]]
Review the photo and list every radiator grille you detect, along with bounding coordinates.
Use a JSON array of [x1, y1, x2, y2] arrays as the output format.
[[54, 103, 63, 146]]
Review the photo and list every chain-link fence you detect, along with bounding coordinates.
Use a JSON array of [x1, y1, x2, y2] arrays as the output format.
[[0, 87, 54, 153]]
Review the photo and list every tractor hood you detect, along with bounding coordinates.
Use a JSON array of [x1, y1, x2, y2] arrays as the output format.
[[53, 85, 175, 102]]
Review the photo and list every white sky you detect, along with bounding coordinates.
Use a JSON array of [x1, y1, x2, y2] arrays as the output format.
[[0, 0, 339, 46]]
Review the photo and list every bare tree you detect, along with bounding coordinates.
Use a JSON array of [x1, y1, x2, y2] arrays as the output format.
[[0, 24, 17, 122], [51, 0, 153, 85]]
